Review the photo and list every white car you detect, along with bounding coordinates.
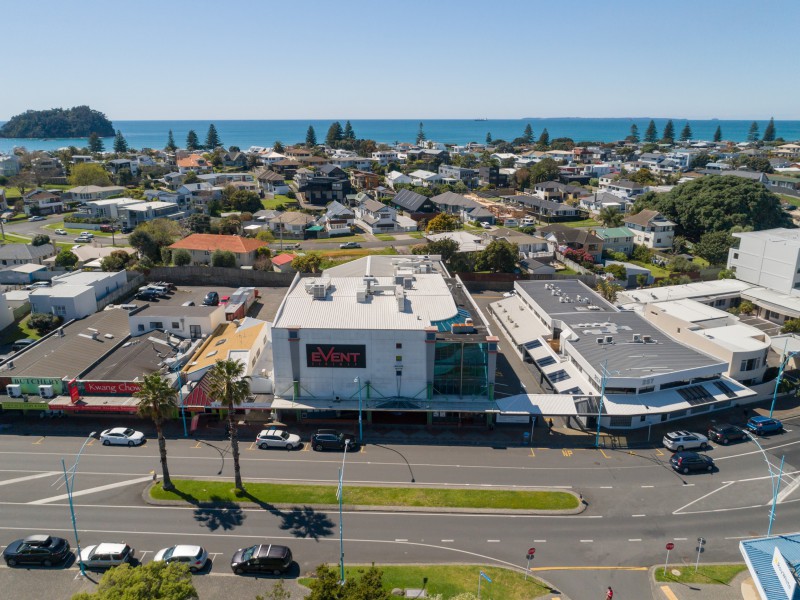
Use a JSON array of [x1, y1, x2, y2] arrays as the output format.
[[153, 545, 209, 572], [502, 290, 516, 298], [481, 222, 492, 229], [662, 430, 709, 452], [80, 231, 94, 238], [256, 428, 301, 450], [99, 427, 145, 447], [80, 542, 134, 569], [54, 228, 67, 235]]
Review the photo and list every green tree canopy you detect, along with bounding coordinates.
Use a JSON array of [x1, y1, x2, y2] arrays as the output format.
[[679, 122, 692, 141], [129, 219, 182, 263], [343, 120, 355, 141], [186, 130, 200, 151], [628, 123, 640, 143], [211, 249, 237, 268], [713, 126, 722, 142], [29, 313, 62, 335], [54, 249, 79, 268], [204, 124, 222, 149], [69, 162, 113, 186], [101, 249, 136, 271], [183, 170, 199, 184], [425, 212, 461, 232], [632, 175, 790, 241], [747, 121, 760, 142], [693, 231, 735, 265], [70, 562, 198, 600], [661, 120, 675, 143], [306, 126, 317, 147], [207, 359, 250, 491], [781, 318, 800, 334], [416, 121, 426, 145], [0, 105, 114, 138], [305, 564, 391, 600], [762, 117, 776, 142], [485, 132, 492, 145], [165, 129, 177, 152], [88, 132, 104, 153], [291, 252, 323, 273], [523, 123, 534, 144], [135, 372, 178, 492], [597, 206, 624, 227], [604, 263, 627, 280], [475, 239, 518, 273], [536, 128, 550, 148], [326, 122, 343, 147], [31, 234, 51, 247], [113, 130, 129, 153], [528, 158, 561, 185], [172, 248, 191, 266], [412, 238, 459, 262], [644, 120, 658, 143]]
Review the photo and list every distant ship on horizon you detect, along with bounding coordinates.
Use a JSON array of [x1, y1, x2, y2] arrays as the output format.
[[474, 117, 488, 121]]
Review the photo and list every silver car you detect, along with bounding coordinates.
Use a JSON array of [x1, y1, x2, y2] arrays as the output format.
[[79, 542, 134, 569], [662, 430, 709, 452], [256, 428, 301, 450], [153, 545, 209, 572], [100, 427, 145, 447]]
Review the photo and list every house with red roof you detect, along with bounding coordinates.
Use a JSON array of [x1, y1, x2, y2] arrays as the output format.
[[168, 234, 268, 267], [176, 154, 211, 174], [271, 253, 295, 273]]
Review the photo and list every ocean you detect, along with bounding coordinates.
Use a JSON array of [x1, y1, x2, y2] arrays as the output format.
[[0, 118, 798, 153]]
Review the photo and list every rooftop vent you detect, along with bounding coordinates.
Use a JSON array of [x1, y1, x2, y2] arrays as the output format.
[[643, 335, 653, 343], [605, 336, 613, 344], [596, 337, 605, 344], [632, 334, 642, 343]]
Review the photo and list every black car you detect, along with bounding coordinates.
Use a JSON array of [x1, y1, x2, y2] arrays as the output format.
[[311, 429, 359, 452], [707, 423, 747, 445], [203, 291, 220, 306], [231, 544, 293, 575], [4, 534, 71, 567], [670, 451, 715, 474]]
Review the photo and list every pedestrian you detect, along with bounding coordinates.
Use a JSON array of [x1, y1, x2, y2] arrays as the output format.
[[548, 418, 554, 434], [606, 586, 613, 599]]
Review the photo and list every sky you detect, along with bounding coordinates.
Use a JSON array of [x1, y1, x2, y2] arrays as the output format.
[[4, 0, 799, 121]]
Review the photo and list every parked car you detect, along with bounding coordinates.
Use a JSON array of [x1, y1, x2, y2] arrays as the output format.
[[481, 222, 492, 229], [256, 428, 301, 450], [11, 338, 36, 352], [311, 429, 358, 452], [99, 224, 114, 233], [203, 291, 220, 306], [75, 235, 92, 243], [25, 282, 50, 290], [54, 228, 67, 235], [28, 216, 45, 222], [745, 416, 783, 436], [99, 427, 145, 446], [220, 295, 231, 304], [153, 545, 209, 572], [502, 290, 516, 298], [230, 544, 293, 575], [79, 543, 134, 570], [182, 301, 196, 307], [136, 289, 160, 301], [707, 423, 747, 445], [339, 241, 361, 249], [3, 534, 71, 567], [662, 431, 709, 452], [670, 451, 715, 474], [80, 232, 94, 238]]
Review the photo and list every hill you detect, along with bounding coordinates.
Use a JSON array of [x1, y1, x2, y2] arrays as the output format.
[[0, 106, 114, 138]]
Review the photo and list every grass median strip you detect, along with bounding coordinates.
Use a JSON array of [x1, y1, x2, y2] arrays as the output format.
[[654, 564, 746, 584], [150, 479, 578, 510]]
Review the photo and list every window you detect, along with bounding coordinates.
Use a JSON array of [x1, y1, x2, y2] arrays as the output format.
[[53, 305, 67, 317], [172, 322, 180, 329], [149, 321, 163, 329], [288, 330, 299, 339], [638, 386, 655, 394], [395, 355, 402, 362], [137, 324, 145, 332], [740, 358, 760, 372], [396, 343, 402, 349], [609, 416, 632, 427]]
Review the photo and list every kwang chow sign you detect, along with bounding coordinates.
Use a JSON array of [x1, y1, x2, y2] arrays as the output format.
[[82, 381, 141, 395], [306, 344, 366, 369]]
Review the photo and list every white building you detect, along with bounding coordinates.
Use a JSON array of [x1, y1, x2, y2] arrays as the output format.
[[623, 209, 675, 250], [28, 270, 128, 320], [728, 228, 800, 295], [386, 171, 412, 189], [129, 304, 226, 340]]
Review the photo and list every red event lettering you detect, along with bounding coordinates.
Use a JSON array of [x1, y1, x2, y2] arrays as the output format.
[[310, 347, 362, 365], [82, 381, 141, 395]]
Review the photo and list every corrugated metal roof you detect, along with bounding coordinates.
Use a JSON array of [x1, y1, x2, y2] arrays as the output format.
[[740, 534, 800, 600]]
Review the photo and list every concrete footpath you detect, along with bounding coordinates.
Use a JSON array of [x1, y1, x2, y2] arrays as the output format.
[[649, 566, 758, 600]]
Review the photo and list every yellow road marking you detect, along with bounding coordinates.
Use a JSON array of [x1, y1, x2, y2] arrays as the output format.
[[655, 448, 665, 456], [599, 448, 610, 459], [627, 451, 638, 456], [529, 448, 535, 458], [562, 449, 573, 457], [32, 437, 45, 445], [86, 438, 96, 446], [192, 441, 201, 449], [302, 443, 311, 452], [359, 445, 366, 454], [659, 585, 680, 600], [247, 442, 256, 451]]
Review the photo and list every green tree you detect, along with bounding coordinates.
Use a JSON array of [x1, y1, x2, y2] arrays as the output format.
[[343, 120, 355, 141], [743, 156, 773, 173], [425, 212, 460, 232], [29, 313, 62, 335], [70, 562, 198, 600], [485, 131, 492, 145], [475, 239, 518, 272], [528, 158, 561, 185], [412, 238, 459, 262], [632, 243, 652, 263], [165, 130, 177, 152], [207, 359, 251, 491], [129, 219, 182, 263], [54, 249, 78, 268], [679, 122, 692, 142], [596, 278, 622, 302], [661, 120, 675, 143], [738, 300, 755, 315], [183, 170, 199, 184], [781, 318, 800, 334], [762, 117, 776, 142], [326, 122, 343, 147], [536, 128, 550, 148], [644, 120, 658, 143], [306, 126, 317, 147], [746, 121, 759, 142], [188, 213, 210, 233], [604, 263, 627, 280], [628, 123, 640, 143], [186, 129, 200, 151], [113, 130, 128, 153], [523, 123, 534, 144], [713, 126, 722, 143], [229, 190, 262, 213], [667, 256, 700, 274], [693, 231, 735, 265], [416, 121, 426, 145], [636, 273, 649, 288], [31, 234, 51, 247], [273, 140, 284, 153], [204, 124, 222, 149], [718, 268, 736, 280], [291, 252, 323, 273], [135, 372, 178, 492], [100, 249, 135, 271], [211, 249, 237, 268], [691, 153, 712, 169], [597, 206, 623, 227], [172, 248, 191, 266], [88, 132, 104, 153], [69, 162, 113, 186], [672, 234, 687, 254]]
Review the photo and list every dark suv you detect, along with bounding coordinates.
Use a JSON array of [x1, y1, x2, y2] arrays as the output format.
[[670, 451, 715, 474], [311, 429, 359, 452], [707, 423, 747, 445], [231, 544, 293, 575], [203, 291, 220, 306], [3, 534, 71, 567]]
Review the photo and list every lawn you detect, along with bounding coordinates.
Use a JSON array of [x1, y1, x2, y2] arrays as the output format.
[[305, 234, 365, 244], [300, 565, 551, 599], [0, 233, 35, 244], [405, 231, 425, 239], [44, 222, 113, 237], [555, 267, 579, 275], [374, 234, 396, 241], [654, 564, 746, 584], [0, 314, 41, 345], [778, 193, 800, 208], [627, 259, 672, 278], [558, 218, 600, 228], [261, 195, 298, 210], [150, 479, 578, 511]]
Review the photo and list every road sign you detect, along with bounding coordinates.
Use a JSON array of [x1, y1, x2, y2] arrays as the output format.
[[664, 542, 675, 575], [528, 548, 536, 555], [666, 542, 674, 550], [525, 548, 536, 580]]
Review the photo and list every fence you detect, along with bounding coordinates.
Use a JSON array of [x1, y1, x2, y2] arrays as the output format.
[[97, 272, 145, 310], [145, 266, 295, 288]]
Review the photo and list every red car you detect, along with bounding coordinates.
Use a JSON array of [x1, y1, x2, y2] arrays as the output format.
[[221, 296, 231, 304]]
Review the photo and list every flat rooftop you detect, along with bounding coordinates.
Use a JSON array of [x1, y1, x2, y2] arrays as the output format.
[[695, 324, 769, 352], [83, 330, 179, 381], [651, 298, 731, 324], [617, 279, 753, 305], [185, 318, 268, 375], [323, 255, 448, 278]]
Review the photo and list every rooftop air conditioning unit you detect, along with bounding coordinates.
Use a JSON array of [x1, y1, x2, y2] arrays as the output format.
[[596, 337, 605, 344], [559, 297, 565, 303], [6, 384, 22, 398], [643, 335, 653, 343], [38, 385, 55, 399], [551, 290, 557, 296], [632, 334, 642, 343], [605, 336, 613, 344]]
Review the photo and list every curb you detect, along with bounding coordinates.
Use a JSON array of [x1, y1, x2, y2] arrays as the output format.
[[142, 480, 588, 516]]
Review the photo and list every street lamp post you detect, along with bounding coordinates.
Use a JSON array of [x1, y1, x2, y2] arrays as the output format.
[[743, 430, 786, 535], [354, 377, 363, 443], [63, 431, 96, 577], [770, 350, 799, 418], [594, 360, 619, 449], [176, 370, 188, 438], [337, 439, 350, 584]]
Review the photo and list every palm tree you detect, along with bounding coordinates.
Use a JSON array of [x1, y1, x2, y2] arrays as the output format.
[[207, 359, 251, 491], [135, 372, 179, 492], [597, 206, 624, 228]]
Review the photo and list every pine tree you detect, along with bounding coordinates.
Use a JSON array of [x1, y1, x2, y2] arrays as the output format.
[[679, 122, 692, 142], [629, 124, 640, 143], [523, 123, 534, 144], [416, 121, 426, 145], [273, 140, 284, 153], [747, 121, 759, 142], [165, 129, 177, 152], [325, 121, 343, 147], [305, 126, 317, 147], [113, 130, 128, 153], [537, 128, 550, 147], [186, 129, 200, 151], [644, 120, 658, 143], [713, 125, 722, 143], [486, 132, 492, 145], [88, 132, 104, 153], [660, 120, 675, 143], [343, 120, 355, 141], [204, 124, 222, 149], [762, 117, 776, 142]]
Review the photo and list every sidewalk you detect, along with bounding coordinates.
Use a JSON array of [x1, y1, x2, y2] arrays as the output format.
[[649, 566, 756, 600]]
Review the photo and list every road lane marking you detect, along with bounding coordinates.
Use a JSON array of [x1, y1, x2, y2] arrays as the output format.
[[530, 566, 648, 571], [359, 446, 366, 454], [641, 485, 654, 488], [32, 437, 45, 445], [395, 539, 408, 542], [302, 444, 311, 452], [674, 538, 688, 541], [660, 585, 680, 600], [138, 551, 151, 561], [487, 540, 500, 543], [715, 438, 800, 461], [599, 449, 610, 459], [599, 486, 613, 489], [28, 476, 153, 504], [632, 514, 646, 518], [192, 441, 201, 449], [441, 539, 454, 543], [247, 442, 255, 451], [0, 471, 59, 487], [562, 449, 573, 457], [580, 539, 593, 543], [529, 449, 535, 458], [655, 449, 665, 456], [533, 539, 547, 543], [777, 472, 800, 504], [628, 538, 642, 542], [86, 439, 96, 446]]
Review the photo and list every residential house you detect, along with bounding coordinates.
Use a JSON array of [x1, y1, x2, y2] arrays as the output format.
[[774, 144, 800, 157], [284, 147, 313, 160], [466, 206, 495, 225], [129, 304, 225, 341], [502, 195, 582, 222], [767, 174, 800, 196], [698, 169, 769, 183], [532, 181, 588, 202], [0, 153, 21, 176], [31, 156, 65, 183], [0, 243, 57, 267], [28, 270, 127, 321], [604, 260, 654, 288], [163, 172, 187, 189], [598, 176, 647, 198], [145, 189, 188, 211], [371, 150, 398, 165], [106, 158, 139, 177], [23, 189, 64, 215], [579, 191, 630, 214], [293, 168, 314, 188], [409, 169, 442, 187], [319, 201, 354, 237], [271, 158, 302, 177], [386, 170, 413, 189], [271, 253, 295, 273], [176, 182, 220, 213], [595, 227, 635, 256], [391, 188, 435, 215], [478, 165, 508, 187], [350, 170, 380, 191], [430, 191, 480, 218], [271, 211, 315, 238], [254, 168, 290, 194], [299, 172, 353, 205], [623, 209, 675, 250], [168, 234, 269, 267], [487, 227, 550, 259], [355, 198, 398, 233], [122, 201, 184, 229], [222, 151, 247, 168], [63, 185, 126, 203], [438, 164, 478, 187], [258, 150, 287, 165], [176, 154, 211, 174], [540, 224, 603, 261], [727, 228, 800, 295], [329, 155, 372, 170]]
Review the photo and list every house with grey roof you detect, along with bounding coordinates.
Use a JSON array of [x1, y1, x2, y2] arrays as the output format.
[[623, 209, 675, 250], [430, 191, 480, 217], [0, 243, 57, 267], [502, 195, 583, 222], [354, 198, 398, 233], [598, 177, 647, 198], [391, 189, 435, 214], [63, 185, 126, 202], [579, 191, 631, 214]]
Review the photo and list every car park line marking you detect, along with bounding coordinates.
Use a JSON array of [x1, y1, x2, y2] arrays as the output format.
[[628, 538, 642, 542], [599, 486, 613, 489], [598, 449, 610, 459], [395, 539, 408, 542], [247, 442, 255, 451], [86, 438, 96, 446], [138, 551, 151, 560], [632, 514, 646, 518], [32, 437, 45, 445], [28, 475, 153, 505], [0, 471, 59, 487], [776, 474, 800, 504], [714, 439, 800, 461], [580, 539, 593, 543], [487, 540, 500, 543], [302, 443, 311, 452], [655, 448, 665, 456], [533, 539, 547, 543], [441, 539, 454, 543], [672, 481, 735, 514], [359, 446, 366, 454], [660, 585, 680, 600], [529, 449, 535, 457], [562, 449, 573, 457], [192, 441, 201, 449]]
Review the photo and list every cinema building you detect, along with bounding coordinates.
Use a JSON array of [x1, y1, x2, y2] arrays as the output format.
[[270, 256, 499, 425]]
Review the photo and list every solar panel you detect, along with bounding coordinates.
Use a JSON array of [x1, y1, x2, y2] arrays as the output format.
[[677, 385, 714, 406], [713, 380, 737, 398], [523, 339, 543, 349], [548, 369, 570, 383], [536, 356, 556, 367]]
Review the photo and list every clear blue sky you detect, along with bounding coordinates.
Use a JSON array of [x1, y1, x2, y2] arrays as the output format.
[[4, 0, 798, 120]]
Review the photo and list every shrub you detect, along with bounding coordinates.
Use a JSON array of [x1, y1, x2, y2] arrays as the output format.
[[29, 313, 62, 335], [172, 249, 191, 266]]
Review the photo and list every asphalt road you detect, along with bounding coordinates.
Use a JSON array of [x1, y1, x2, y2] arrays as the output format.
[[1, 422, 799, 598], [2, 216, 130, 243]]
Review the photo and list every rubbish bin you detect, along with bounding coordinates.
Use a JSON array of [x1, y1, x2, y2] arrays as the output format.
[[522, 431, 530, 446]]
